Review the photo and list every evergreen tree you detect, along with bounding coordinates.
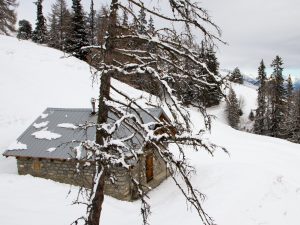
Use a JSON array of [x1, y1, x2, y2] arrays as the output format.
[[227, 87, 240, 128], [172, 43, 222, 107], [286, 75, 294, 118], [137, 6, 147, 34], [0, 0, 17, 35], [229, 67, 243, 84], [286, 75, 294, 102], [269, 55, 286, 137], [66, 0, 89, 60], [249, 110, 255, 121], [95, 5, 109, 45], [145, 16, 156, 54], [205, 46, 220, 77], [201, 45, 222, 106], [87, 0, 96, 45], [282, 74, 294, 138], [48, 0, 71, 50], [48, 14, 60, 48], [17, 20, 32, 40], [148, 16, 155, 35], [290, 90, 300, 143], [264, 75, 275, 136], [122, 10, 128, 27], [254, 60, 267, 134], [32, 0, 48, 44]]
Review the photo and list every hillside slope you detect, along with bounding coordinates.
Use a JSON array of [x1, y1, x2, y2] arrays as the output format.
[[1, 35, 300, 225]]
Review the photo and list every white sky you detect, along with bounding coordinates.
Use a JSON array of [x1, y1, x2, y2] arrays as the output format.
[[17, 0, 300, 78]]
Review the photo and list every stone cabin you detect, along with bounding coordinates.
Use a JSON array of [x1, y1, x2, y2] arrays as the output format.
[[3, 107, 171, 201]]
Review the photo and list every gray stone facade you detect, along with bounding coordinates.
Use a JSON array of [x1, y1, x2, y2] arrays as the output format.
[[16, 149, 169, 201]]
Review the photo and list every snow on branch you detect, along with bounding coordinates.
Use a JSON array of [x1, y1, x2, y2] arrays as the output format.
[[71, 1, 227, 225]]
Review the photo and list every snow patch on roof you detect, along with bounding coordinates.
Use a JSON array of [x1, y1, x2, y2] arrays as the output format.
[[47, 147, 56, 152], [40, 113, 48, 119], [33, 121, 49, 129], [7, 142, 27, 150], [31, 128, 62, 140], [57, 123, 77, 129]]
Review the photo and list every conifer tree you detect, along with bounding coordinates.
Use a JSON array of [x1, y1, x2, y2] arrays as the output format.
[[227, 86, 240, 128], [66, 0, 89, 60], [17, 20, 32, 40], [48, 14, 59, 48], [254, 60, 267, 134], [201, 45, 222, 106], [286, 75, 294, 120], [0, 0, 17, 35], [203, 45, 220, 78], [269, 55, 286, 137], [290, 90, 300, 143], [282, 75, 295, 138], [32, 0, 48, 44], [171, 43, 222, 107], [286, 75, 294, 103], [249, 110, 255, 121], [87, 0, 96, 45], [137, 5, 147, 34], [148, 16, 155, 35], [264, 75, 275, 136], [122, 10, 128, 27], [95, 5, 109, 46], [229, 67, 243, 84], [48, 0, 71, 50], [145, 16, 156, 54]]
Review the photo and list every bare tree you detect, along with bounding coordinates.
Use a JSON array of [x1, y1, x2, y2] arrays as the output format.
[[48, 0, 71, 50], [73, 1, 225, 225]]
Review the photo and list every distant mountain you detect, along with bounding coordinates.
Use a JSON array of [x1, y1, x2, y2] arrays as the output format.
[[220, 69, 258, 86], [242, 74, 300, 90], [294, 79, 300, 90], [243, 74, 258, 86]]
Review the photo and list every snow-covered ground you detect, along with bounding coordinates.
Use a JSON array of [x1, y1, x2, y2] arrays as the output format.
[[209, 82, 257, 129], [1, 35, 300, 225]]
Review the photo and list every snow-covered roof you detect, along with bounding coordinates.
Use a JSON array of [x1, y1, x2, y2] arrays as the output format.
[[3, 107, 168, 160]]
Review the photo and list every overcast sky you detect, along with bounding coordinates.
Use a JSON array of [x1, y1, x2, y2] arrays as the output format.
[[17, 0, 300, 79]]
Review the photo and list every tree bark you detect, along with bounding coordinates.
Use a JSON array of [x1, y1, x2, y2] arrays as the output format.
[[87, 168, 105, 225], [87, 1, 118, 225]]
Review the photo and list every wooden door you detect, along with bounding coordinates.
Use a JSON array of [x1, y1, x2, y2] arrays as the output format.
[[145, 154, 153, 182], [32, 159, 41, 174]]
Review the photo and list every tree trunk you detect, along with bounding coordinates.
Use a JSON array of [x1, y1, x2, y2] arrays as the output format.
[[87, 168, 105, 225], [87, 1, 118, 225]]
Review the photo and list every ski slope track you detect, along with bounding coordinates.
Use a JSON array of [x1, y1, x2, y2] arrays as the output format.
[[1, 35, 300, 225]]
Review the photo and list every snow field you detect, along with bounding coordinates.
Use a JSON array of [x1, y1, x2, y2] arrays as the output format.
[[1, 35, 300, 225]]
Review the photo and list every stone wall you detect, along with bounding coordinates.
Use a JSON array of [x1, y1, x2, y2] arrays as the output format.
[[16, 149, 169, 201], [17, 158, 94, 187]]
